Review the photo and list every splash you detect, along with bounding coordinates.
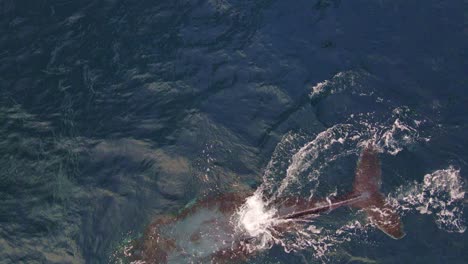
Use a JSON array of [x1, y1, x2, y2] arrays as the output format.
[[388, 167, 466, 233], [236, 191, 277, 238], [234, 71, 455, 259], [262, 106, 429, 202], [234, 190, 371, 259], [114, 71, 465, 263], [233, 108, 463, 259]]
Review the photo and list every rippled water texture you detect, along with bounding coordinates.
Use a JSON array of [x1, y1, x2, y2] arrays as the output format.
[[1, 0, 467, 263]]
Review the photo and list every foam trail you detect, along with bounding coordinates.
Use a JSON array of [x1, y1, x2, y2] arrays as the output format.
[[234, 116, 461, 259], [388, 167, 466, 233], [276, 124, 357, 197], [237, 167, 465, 259]]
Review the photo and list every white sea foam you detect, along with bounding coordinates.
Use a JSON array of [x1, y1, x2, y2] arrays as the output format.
[[310, 79, 330, 97], [234, 191, 280, 251], [275, 124, 358, 197], [238, 167, 465, 259], [232, 72, 458, 259], [237, 192, 277, 237], [265, 107, 428, 200], [234, 110, 460, 259], [388, 167, 466, 233], [309, 71, 367, 100]]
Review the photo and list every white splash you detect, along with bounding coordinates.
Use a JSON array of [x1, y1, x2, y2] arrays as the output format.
[[235, 111, 459, 259], [234, 191, 281, 251], [232, 71, 459, 260], [237, 192, 277, 237], [276, 124, 358, 197], [388, 167, 466, 233]]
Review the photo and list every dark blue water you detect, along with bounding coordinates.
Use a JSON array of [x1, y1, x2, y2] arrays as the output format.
[[1, 0, 467, 263]]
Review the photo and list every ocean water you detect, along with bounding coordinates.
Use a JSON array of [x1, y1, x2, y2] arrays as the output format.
[[1, 0, 467, 263]]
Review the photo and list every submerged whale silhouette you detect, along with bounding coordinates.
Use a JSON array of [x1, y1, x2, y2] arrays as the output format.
[[118, 145, 404, 263]]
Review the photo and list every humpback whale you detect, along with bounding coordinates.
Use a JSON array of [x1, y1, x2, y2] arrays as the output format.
[[118, 144, 404, 263]]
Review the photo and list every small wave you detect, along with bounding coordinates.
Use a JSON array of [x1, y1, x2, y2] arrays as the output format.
[[309, 71, 370, 102]]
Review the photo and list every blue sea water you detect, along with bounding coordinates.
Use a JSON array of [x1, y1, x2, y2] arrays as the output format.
[[0, 0, 467, 263]]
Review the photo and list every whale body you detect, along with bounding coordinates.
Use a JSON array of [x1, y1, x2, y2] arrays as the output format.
[[117, 145, 404, 263]]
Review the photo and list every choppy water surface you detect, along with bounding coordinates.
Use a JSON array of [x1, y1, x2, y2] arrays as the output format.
[[1, 0, 467, 263]]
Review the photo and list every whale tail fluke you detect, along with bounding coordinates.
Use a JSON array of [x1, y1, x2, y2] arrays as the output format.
[[351, 144, 405, 239]]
